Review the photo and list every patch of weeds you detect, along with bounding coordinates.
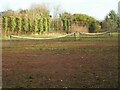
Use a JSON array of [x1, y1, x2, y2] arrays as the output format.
[[27, 74, 34, 80]]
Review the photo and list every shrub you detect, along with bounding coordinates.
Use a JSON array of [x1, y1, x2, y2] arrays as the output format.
[[40, 18, 43, 33], [47, 18, 50, 32], [62, 19, 67, 33], [22, 17, 28, 33], [33, 18, 38, 34], [43, 18, 47, 32], [16, 17, 22, 33], [10, 16, 16, 33], [2, 16, 8, 33], [28, 18, 32, 33]]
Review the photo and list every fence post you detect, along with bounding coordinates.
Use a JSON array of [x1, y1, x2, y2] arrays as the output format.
[[74, 32, 76, 41], [109, 32, 112, 37], [10, 35, 12, 48], [79, 32, 81, 40]]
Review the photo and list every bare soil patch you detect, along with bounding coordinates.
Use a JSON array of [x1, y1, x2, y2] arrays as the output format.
[[2, 39, 118, 88]]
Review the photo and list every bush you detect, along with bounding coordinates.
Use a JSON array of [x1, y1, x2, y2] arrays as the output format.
[[22, 17, 28, 33], [43, 18, 47, 32], [47, 18, 50, 32], [16, 17, 22, 33], [10, 16, 16, 33], [2, 16, 8, 32], [39, 18, 43, 33], [33, 18, 38, 34]]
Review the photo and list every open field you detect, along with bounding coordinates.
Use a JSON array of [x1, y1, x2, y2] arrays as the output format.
[[2, 33, 118, 88]]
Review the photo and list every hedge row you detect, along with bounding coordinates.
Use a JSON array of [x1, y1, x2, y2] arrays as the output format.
[[2, 16, 50, 35], [2, 16, 72, 35]]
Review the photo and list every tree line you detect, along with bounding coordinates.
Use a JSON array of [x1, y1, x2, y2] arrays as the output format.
[[2, 15, 73, 36], [2, 4, 119, 36], [101, 10, 120, 32], [2, 5, 74, 36], [2, 15, 51, 35]]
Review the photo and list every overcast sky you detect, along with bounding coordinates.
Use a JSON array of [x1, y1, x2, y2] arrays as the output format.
[[0, 0, 119, 20]]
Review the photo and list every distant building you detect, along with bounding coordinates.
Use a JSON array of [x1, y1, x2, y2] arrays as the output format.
[[118, 1, 120, 16]]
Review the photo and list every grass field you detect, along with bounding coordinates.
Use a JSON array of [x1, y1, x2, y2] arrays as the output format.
[[2, 33, 118, 88]]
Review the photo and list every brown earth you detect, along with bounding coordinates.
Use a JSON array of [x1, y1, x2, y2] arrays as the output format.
[[2, 38, 118, 88]]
